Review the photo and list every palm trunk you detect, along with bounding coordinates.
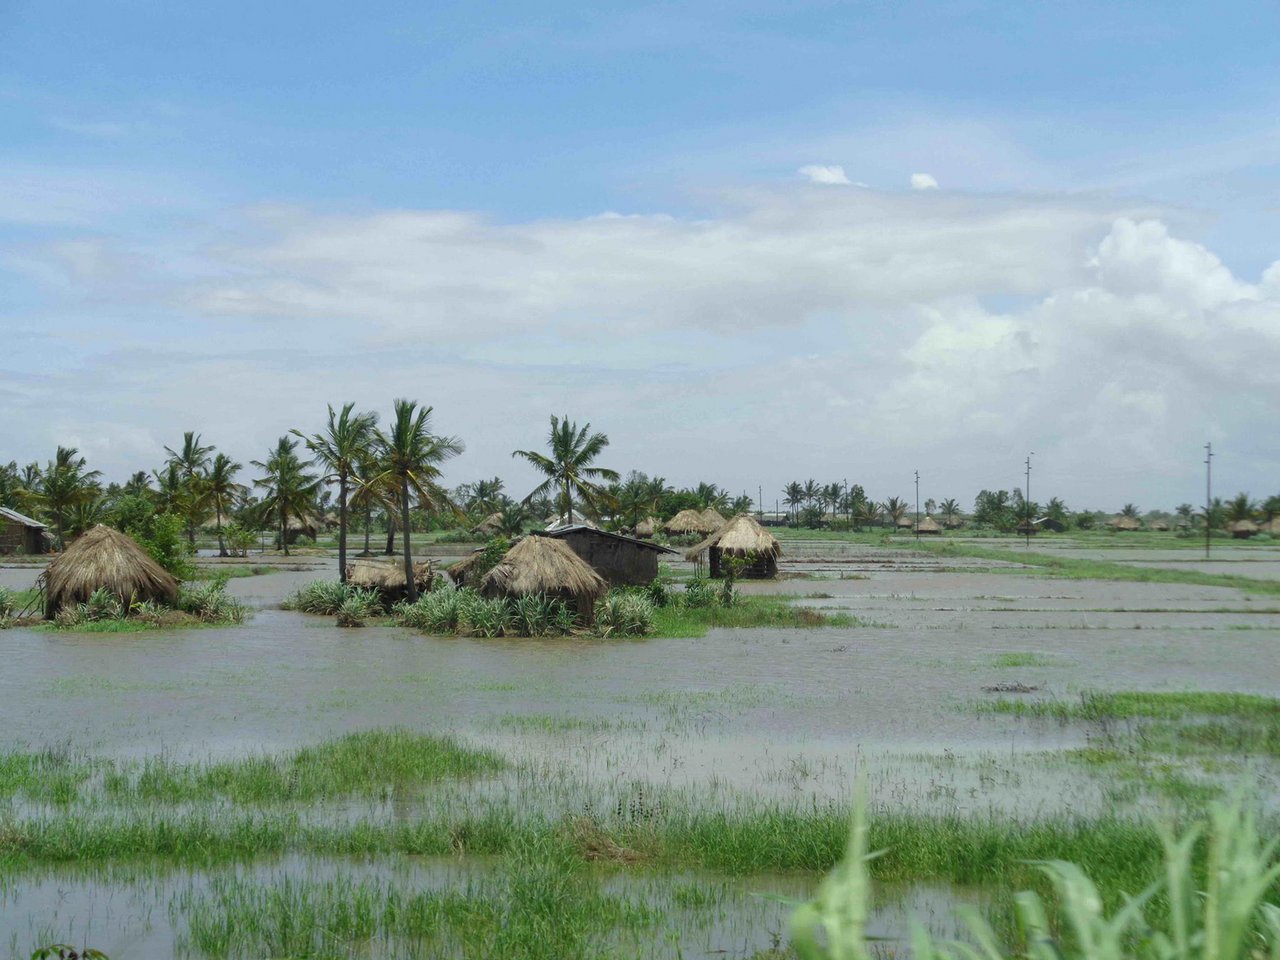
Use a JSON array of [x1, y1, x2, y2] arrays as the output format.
[[564, 478, 572, 524], [401, 480, 417, 603], [338, 475, 349, 584], [363, 501, 372, 555], [280, 506, 289, 557], [216, 504, 227, 557], [384, 516, 395, 555]]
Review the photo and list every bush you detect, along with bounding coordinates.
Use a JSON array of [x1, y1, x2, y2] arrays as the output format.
[[593, 590, 655, 637], [0, 587, 16, 619], [334, 588, 382, 627], [129, 512, 196, 581], [681, 577, 718, 609], [177, 576, 246, 624], [435, 527, 482, 544], [284, 580, 355, 614], [459, 593, 513, 638], [222, 521, 258, 557], [393, 588, 464, 633]]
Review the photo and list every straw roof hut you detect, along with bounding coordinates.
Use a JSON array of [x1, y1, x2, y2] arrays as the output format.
[[284, 513, 319, 545], [685, 513, 781, 579], [346, 558, 434, 602], [474, 512, 503, 537], [634, 516, 659, 539], [479, 536, 607, 615], [664, 509, 716, 536], [916, 516, 942, 535], [1229, 519, 1260, 539], [448, 550, 486, 588], [1110, 516, 1142, 532], [1263, 517, 1280, 536], [895, 515, 914, 530], [43, 525, 179, 618], [700, 507, 728, 531], [1150, 519, 1170, 531], [942, 515, 965, 529]]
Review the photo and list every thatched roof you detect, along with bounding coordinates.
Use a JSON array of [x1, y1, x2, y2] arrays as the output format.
[[634, 516, 658, 538], [685, 513, 782, 562], [895, 515, 914, 528], [1110, 516, 1142, 531], [43, 525, 179, 617], [286, 513, 319, 532], [916, 516, 941, 533], [700, 507, 728, 530], [448, 550, 485, 587], [1229, 519, 1260, 534], [942, 516, 965, 528], [1150, 520, 1170, 531], [474, 512, 503, 535], [1263, 517, 1280, 535], [480, 535, 607, 607], [346, 558, 433, 594], [664, 509, 717, 535]]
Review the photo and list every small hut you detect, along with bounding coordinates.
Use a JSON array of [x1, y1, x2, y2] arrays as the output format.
[[346, 558, 434, 602], [0, 507, 50, 555], [1263, 517, 1280, 536], [895, 515, 914, 530], [546, 511, 598, 532], [540, 526, 675, 587], [664, 509, 716, 537], [479, 536, 607, 617], [634, 516, 659, 539], [700, 507, 728, 531], [284, 514, 319, 545], [1229, 519, 1260, 540], [1015, 518, 1039, 536], [1150, 519, 1170, 532], [43, 525, 179, 618], [916, 516, 942, 535], [474, 512, 503, 537], [1110, 516, 1142, 532], [942, 515, 965, 529], [448, 550, 486, 588], [685, 513, 781, 579]]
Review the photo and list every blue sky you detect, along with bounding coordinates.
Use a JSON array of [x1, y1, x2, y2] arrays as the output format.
[[3, 1, 1279, 508]]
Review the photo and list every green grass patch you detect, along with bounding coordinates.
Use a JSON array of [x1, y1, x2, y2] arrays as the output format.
[[189, 564, 281, 579], [651, 596, 856, 638], [990, 652, 1055, 668]]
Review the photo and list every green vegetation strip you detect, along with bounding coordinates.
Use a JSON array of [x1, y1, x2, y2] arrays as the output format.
[[651, 596, 856, 638], [905, 540, 1280, 596]]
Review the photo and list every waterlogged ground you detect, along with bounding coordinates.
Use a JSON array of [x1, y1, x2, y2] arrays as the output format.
[[2, 541, 1278, 958]]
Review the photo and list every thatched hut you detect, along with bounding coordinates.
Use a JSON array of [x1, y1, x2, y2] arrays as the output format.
[[474, 512, 503, 537], [1015, 518, 1039, 536], [479, 536, 607, 617], [685, 513, 781, 579], [664, 509, 716, 537], [895, 515, 914, 530], [43, 525, 179, 618], [700, 507, 728, 531], [284, 513, 319, 545], [1150, 519, 1170, 532], [1110, 516, 1142, 532], [0, 507, 50, 555], [942, 515, 965, 529], [1229, 519, 1260, 540], [346, 558, 434, 602], [541, 526, 675, 587], [634, 516, 659, 539], [1263, 517, 1280, 536], [448, 549, 486, 588], [916, 516, 942, 535]]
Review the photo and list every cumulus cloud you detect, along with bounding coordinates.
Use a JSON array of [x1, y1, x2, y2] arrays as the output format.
[[911, 172, 939, 190], [798, 164, 852, 185], [4, 182, 1279, 508]]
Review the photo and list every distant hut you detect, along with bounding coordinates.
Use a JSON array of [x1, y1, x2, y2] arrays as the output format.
[[1263, 517, 1280, 536], [664, 509, 716, 537], [1110, 516, 1142, 532], [346, 558, 434, 602], [1150, 519, 1170, 532], [1015, 518, 1039, 536], [685, 513, 781, 579], [916, 516, 942, 535], [479, 536, 607, 618], [540, 526, 675, 587], [1229, 519, 1260, 540], [474, 512, 503, 537], [942, 515, 965, 529], [895, 515, 914, 530], [448, 550, 486, 588], [284, 513, 319, 545], [634, 516, 659, 539], [546, 510, 598, 532], [0, 507, 50, 555], [43, 525, 179, 618], [700, 507, 728, 531]]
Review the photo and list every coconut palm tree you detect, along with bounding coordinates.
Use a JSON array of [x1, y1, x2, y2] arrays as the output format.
[[205, 453, 245, 558], [377, 400, 463, 602], [1226, 493, 1257, 524], [883, 496, 909, 527], [1120, 503, 1141, 520], [693, 482, 728, 511], [348, 450, 392, 557], [39, 447, 102, 548], [292, 403, 377, 582], [252, 437, 320, 557], [802, 479, 821, 512], [165, 432, 215, 547], [783, 482, 805, 524], [855, 499, 882, 529], [938, 498, 961, 527], [822, 483, 844, 520], [512, 415, 618, 525]]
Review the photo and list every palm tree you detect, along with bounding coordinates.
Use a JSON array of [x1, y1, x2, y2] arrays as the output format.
[[252, 437, 320, 557], [802, 479, 821, 512], [123, 471, 152, 496], [468, 477, 505, 515], [855, 499, 882, 529], [938, 498, 961, 527], [377, 400, 463, 602], [1120, 503, 1141, 520], [783, 482, 805, 524], [512, 415, 618, 525], [1226, 493, 1257, 524], [40, 447, 102, 548], [165, 432, 215, 546], [293, 403, 377, 582], [883, 496, 909, 527], [693, 482, 728, 511], [205, 453, 245, 558]]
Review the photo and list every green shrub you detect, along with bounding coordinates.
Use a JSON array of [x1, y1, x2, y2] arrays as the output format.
[[128, 511, 196, 580], [177, 576, 246, 624], [681, 577, 718, 608], [0, 587, 16, 619], [393, 588, 465, 633], [460, 593, 513, 638], [284, 580, 354, 614], [593, 590, 655, 637]]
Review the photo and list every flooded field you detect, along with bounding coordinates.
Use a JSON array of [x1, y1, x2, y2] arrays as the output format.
[[2, 540, 1277, 958]]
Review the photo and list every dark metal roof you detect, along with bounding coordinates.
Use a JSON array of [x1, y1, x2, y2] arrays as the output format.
[[535, 525, 677, 554], [0, 506, 45, 529]]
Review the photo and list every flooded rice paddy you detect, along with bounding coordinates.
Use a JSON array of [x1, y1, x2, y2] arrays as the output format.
[[2, 539, 1278, 958]]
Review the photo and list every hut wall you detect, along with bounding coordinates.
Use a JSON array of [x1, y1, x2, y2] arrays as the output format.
[[709, 547, 776, 579], [0, 520, 47, 555], [556, 529, 659, 586]]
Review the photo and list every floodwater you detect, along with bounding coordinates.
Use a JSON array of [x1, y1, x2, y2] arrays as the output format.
[[3, 542, 1278, 957]]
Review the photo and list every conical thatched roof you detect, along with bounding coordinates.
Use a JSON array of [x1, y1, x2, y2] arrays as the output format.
[[700, 507, 728, 530], [1229, 519, 1259, 534], [916, 516, 941, 533], [480, 535, 607, 608], [346, 558, 433, 596], [1150, 519, 1170, 531], [634, 516, 659, 539], [474, 512, 503, 536], [448, 550, 486, 587], [1110, 516, 1141, 531], [43, 525, 179, 617], [664, 509, 716, 535], [685, 513, 782, 562], [895, 514, 914, 529]]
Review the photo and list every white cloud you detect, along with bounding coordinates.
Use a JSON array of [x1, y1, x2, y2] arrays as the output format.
[[910, 172, 939, 190], [798, 164, 851, 185]]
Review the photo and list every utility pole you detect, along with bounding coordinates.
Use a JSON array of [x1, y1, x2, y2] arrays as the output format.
[[1204, 442, 1213, 560], [1024, 453, 1034, 547], [914, 470, 920, 541], [758, 485, 762, 517], [844, 477, 848, 522]]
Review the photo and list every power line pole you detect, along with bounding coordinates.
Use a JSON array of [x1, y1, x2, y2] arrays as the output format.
[[914, 470, 920, 542], [1024, 453, 1034, 547], [1204, 442, 1213, 560]]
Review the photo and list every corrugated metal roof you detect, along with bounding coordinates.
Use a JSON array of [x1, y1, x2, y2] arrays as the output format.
[[537, 525, 677, 554], [0, 506, 46, 529]]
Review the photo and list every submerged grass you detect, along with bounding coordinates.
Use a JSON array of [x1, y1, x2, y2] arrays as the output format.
[[651, 596, 856, 638]]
